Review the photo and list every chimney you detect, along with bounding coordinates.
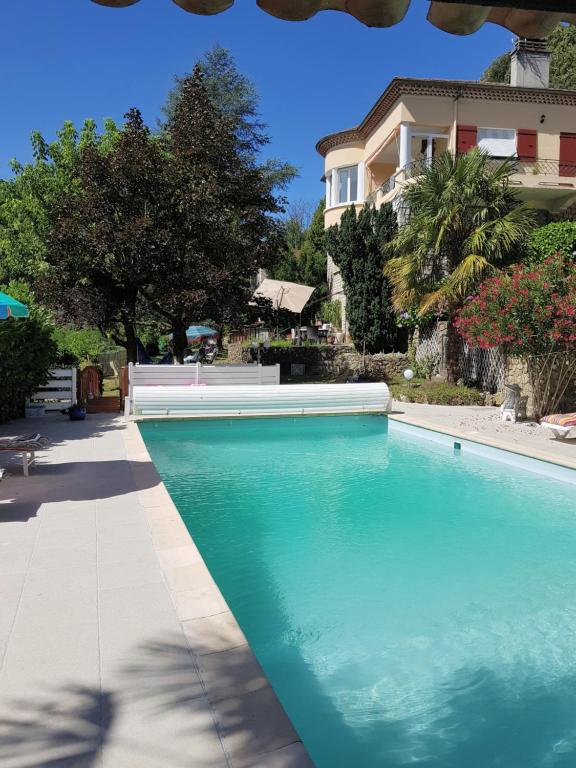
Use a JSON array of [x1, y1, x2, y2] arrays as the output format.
[[510, 38, 550, 89]]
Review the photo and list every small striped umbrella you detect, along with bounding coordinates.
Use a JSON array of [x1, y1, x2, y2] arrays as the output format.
[[0, 291, 29, 319]]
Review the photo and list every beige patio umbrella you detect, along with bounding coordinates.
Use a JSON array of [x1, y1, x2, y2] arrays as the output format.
[[91, 0, 576, 36], [252, 279, 315, 315]]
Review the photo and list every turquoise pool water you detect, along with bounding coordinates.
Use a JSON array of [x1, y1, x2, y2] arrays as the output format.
[[140, 416, 576, 768]]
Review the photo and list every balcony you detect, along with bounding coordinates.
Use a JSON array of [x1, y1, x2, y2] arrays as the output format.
[[377, 156, 576, 212]]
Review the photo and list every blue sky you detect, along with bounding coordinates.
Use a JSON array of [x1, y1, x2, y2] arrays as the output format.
[[2, 1, 513, 207]]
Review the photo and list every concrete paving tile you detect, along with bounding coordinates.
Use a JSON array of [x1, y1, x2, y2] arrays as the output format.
[[101, 693, 227, 768], [0, 572, 26, 662], [182, 611, 248, 656], [98, 558, 163, 591], [111, 630, 205, 709], [143, 505, 176, 522], [149, 517, 192, 550], [245, 742, 313, 768], [0, 518, 40, 543], [37, 505, 96, 531], [97, 519, 151, 547], [173, 587, 229, 622], [0, 686, 104, 768], [138, 485, 172, 509], [171, 566, 228, 622], [22, 562, 97, 601], [98, 583, 182, 673], [96, 502, 147, 528], [0, 541, 35, 575], [29, 541, 96, 572], [157, 544, 203, 570], [1, 618, 100, 691], [197, 644, 268, 703], [35, 523, 96, 550], [212, 685, 300, 768], [164, 562, 220, 593], [97, 534, 158, 568]]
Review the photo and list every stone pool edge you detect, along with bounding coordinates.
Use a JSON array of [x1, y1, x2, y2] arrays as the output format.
[[388, 413, 576, 472], [123, 421, 314, 768]]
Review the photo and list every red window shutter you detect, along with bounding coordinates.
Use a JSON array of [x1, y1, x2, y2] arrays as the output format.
[[560, 133, 576, 177], [517, 129, 537, 161], [457, 125, 477, 154]]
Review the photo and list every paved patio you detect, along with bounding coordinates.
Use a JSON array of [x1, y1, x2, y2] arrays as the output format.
[[1, 405, 574, 768], [0, 415, 311, 768]]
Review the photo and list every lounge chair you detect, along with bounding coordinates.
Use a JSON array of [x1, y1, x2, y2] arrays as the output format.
[[0, 433, 49, 476], [540, 413, 576, 439]]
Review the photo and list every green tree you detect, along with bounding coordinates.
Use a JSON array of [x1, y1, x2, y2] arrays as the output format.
[[41, 109, 164, 363], [164, 45, 297, 192], [273, 199, 327, 298], [385, 150, 535, 382], [151, 67, 285, 360], [327, 203, 397, 354], [481, 25, 576, 89], [0, 119, 119, 284], [0, 281, 57, 422]]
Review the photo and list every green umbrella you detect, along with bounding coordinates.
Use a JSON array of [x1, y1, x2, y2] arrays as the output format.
[[0, 291, 30, 319]]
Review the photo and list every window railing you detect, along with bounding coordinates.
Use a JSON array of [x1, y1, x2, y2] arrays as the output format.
[[486, 157, 576, 177], [379, 157, 576, 197]]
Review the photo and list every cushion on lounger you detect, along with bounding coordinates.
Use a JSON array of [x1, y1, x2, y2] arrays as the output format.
[[0, 433, 49, 451], [540, 413, 576, 428]]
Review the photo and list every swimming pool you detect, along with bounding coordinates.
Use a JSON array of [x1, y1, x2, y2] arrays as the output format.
[[140, 415, 576, 768]]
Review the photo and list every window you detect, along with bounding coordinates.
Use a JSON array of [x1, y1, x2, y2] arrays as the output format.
[[477, 128, 516, 158], [337, 165, 358, 204]]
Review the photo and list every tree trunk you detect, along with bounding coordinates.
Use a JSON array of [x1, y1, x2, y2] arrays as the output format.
[[172, 325, 188, 364], [445, 320, 461, 384], [124, 322, 138, 364]]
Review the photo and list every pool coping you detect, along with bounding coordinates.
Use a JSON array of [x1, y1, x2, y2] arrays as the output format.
[[123, 421, 313, 768], [387, 412, 576, 472]]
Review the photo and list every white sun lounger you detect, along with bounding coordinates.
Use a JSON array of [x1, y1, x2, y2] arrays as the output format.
[[0, 433, 49, 476], [540, 413, 576, 439]]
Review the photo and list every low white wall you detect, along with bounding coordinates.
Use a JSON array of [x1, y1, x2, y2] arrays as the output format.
[[32, 368, 77, 411], [126, 363, 280, 417]]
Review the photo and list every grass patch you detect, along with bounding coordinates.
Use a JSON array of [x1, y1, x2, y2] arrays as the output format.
[[389, 376, 485, 406], [102, 377, 120, 398]]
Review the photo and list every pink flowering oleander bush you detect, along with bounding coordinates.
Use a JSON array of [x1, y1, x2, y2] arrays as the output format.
[[455, 255, 576, 417]]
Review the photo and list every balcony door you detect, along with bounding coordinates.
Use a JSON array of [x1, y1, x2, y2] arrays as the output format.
[[410, 134, 448, 169]]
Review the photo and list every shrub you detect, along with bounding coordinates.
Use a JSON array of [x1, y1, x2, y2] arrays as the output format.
[[455, 256, 576, 416], [389, 378, 484, 406], [0, 281, 57, 422], [52, 325, 109, 365], [320, 300, 342, 331], [413, 352, 440, 380], [529, 221, 576, 263]]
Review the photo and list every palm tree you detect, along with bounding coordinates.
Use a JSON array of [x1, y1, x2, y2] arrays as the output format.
[[385, 149, 535, 382]]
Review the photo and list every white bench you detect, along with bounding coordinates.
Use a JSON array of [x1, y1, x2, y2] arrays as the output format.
[[131, 382, 391, 418]]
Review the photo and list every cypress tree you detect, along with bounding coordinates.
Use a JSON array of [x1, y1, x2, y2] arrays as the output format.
[[327, 203, 397, 354]]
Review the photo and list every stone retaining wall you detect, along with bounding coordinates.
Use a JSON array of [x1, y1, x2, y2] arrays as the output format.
[[227, 343, 408, 381]]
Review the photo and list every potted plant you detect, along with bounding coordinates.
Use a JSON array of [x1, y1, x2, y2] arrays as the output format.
[[66, 400, 87, 421]]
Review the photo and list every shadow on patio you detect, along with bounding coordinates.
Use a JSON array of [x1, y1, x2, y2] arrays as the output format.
[[0, 457, 160, 523]]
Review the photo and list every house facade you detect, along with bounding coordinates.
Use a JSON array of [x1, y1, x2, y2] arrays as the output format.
[[317, 41, 576, 335]]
